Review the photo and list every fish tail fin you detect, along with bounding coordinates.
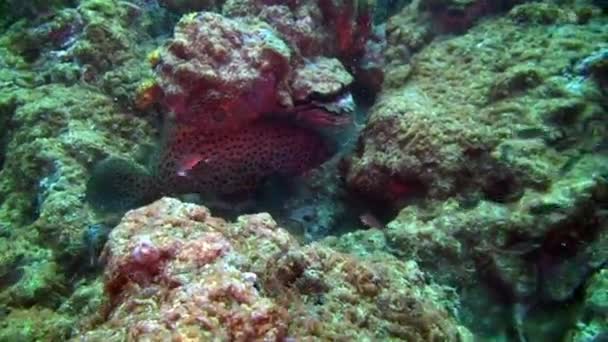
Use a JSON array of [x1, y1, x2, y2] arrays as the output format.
[[86, 157, 159, 212]]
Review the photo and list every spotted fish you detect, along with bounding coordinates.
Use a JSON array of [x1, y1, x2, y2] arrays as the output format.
[[86, 119, 333, 212]]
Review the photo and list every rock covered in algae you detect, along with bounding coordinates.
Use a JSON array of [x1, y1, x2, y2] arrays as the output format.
[[421, 0, 532, 32], [0, 0, 71, 28], [0, 307, 74, 341], [9, 0, 171, 108], [156, 11, 292, 126], [159, 0, 222, 13], [0, 82, 154, 323], [291, 56, 355, 102], [78, 197, 468, 340], [383, 153, 607, 298], [222, 0, 374, 60], [567, 268, 608, 341], [145, 0, 386, 147], [0, 2, 158, 337], [155, 9, 360, 129], [345, 1, 607, 205], [222, 0, 331, 57], [342, 1, 608, 339]]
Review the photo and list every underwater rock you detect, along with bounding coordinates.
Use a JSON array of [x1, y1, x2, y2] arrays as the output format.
[[378, 153, 608, 337], [489, 64, 543, 100], [567, 268, 608, 342], [155, 9, 362, 129], [583, 269, 608, 316], [289, 206, 333, 241], [421, 0, 527, 33], [0, 240, 65, 308], [159, 0, 222, 12], [0, 8, 162, 331], [345, 0, 608, 203], [0, 82, 154, 313], [90, 198, 291, 340], [0, 307, 74, 341], [223, 0, 374, 61], [222, 0, 382, 97], [508, 2, 583, 25], [291, 57, 354, 102], [382, 1, 433, 89], [386, 1, 434, 55], [9, 0, 171, 109], [0, 94, 14, 173], [342, 5, 608, 338], [78, 197, 468, 340], [344, 88, 490, 204], [0, 0, 74, 28], [236, 0, 332, 57], [156, 12, 291, 127]]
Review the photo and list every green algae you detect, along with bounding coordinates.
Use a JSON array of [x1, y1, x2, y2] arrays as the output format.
[[0, 0, 74, 29], [567, 268, 608, 341], [0, 80, 154, 327], [0, 1, 158, 338], [342, 1, 608, 340], [0, 307, 74, 341]]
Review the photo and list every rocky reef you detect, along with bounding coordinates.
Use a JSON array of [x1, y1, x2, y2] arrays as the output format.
[[0, 0, 606, 340], [76, 197, 467, 340], [341, 0, 608, 339], [151, 0, 378, 128], [0, 0, 164, 339]]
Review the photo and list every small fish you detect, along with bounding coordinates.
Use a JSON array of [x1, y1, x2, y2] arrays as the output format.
[[359, 212, 384, 229], [87, 118, 334, 212]]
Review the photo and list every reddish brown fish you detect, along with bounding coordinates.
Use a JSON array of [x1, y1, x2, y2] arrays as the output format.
[[86, 119, 333, 211], [158, 119, 332, 195]]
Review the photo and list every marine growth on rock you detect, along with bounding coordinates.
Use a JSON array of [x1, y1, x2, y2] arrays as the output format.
[[0, 0, 606, 341]]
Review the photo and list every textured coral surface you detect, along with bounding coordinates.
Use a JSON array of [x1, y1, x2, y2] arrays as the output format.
[[79, 197, 466, 341], [342, 1, 608, 339], [0, 0, 606, 341]]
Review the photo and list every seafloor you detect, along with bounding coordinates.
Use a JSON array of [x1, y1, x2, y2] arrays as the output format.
[[0, 0, 606, 341]]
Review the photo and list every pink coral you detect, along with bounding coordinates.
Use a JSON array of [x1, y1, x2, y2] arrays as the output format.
[[131, 236, 160, 266]]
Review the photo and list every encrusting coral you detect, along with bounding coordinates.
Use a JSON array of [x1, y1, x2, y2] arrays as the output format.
[[341, 1, 608, 339], [77, 197, 469, 341], [0, 0, 607, 340]]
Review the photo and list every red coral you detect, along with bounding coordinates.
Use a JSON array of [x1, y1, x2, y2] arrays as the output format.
[[319, 0, 373, 62]]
